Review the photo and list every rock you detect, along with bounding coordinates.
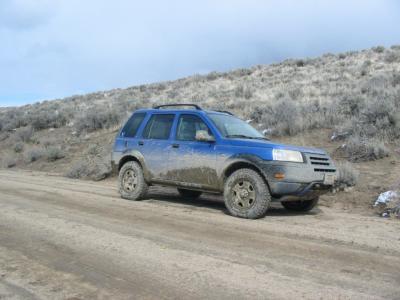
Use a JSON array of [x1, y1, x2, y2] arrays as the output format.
[[344, 186, 354, 193]]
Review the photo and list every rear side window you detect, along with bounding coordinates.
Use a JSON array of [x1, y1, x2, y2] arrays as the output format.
[[142, 114, 175, 139], [121, 113, 146, 138]]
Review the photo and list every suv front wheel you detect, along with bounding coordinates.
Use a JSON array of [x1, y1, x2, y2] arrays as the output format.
[[224, 168, 271, 219], [119, 161, 149, 200]]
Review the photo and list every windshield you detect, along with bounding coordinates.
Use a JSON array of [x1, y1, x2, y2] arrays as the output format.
[[208, 113, 264, 139]]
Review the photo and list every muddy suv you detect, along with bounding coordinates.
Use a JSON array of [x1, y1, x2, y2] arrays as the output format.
[[112, 104, 336, 219]]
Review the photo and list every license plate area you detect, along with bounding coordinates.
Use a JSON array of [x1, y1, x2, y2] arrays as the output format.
[[324, 174, 335, 185]]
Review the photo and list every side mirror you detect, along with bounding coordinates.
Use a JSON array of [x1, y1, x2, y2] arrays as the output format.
[[195, 130, 215, 142]]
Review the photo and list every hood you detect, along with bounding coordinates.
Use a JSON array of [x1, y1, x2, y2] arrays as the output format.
[[226, 138, 326, 155]]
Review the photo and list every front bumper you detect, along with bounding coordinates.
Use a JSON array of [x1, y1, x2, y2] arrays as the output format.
[[269, 181, 333, 201], [259, 152, 336, 201]]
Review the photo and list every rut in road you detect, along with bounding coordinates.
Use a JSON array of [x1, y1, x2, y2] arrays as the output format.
[[0, 170, 399, 300]]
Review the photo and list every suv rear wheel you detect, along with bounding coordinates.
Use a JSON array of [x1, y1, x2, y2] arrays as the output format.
[[177, 188, 202, 199], [119, 161, 148, 200], [281, 197, 319, 212], [224, 168, 270, 219]]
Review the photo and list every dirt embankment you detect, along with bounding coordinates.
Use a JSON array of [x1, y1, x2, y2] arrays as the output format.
[[0, 170, 399, 299]]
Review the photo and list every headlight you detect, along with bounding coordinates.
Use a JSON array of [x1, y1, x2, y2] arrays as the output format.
[[272, 149, 303, 162]]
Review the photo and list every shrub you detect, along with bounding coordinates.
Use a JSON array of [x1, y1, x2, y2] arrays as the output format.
[[384, 51, 400, 63], [16, 126, 33, 142], [24, 148, 43, 163], [46, 147, 65, 161], [29, 110, 68, 130], [3, 155, 16, 168], [13, 142, 24, 153], [254, 99, 303, 136], [40, 137, 56, 148], [66, 157, 111, 181], [295, 59, 305, 67], [344, 135, 389, 162], [75, 108, 121, 133], [392, 73, 400, 87], [234, 85, 253, 99], [372, 46, 385, 53], [206, 72, 219, 81], [86, 144, 101, 156], [335, 161, 359, 187]]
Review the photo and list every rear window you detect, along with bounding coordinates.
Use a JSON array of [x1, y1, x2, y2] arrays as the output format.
[[121, 113, 146, 138], [142, 114, 175, 139]]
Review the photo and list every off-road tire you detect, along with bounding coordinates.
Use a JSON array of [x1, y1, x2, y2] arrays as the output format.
[[224, 168, 270, 219], [177, 188, 202, 199], [281, 197, 319, 212], [118, 161, 148, 200]]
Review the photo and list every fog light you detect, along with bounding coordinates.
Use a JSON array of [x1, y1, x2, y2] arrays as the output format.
[[274, 173, 285, 180]]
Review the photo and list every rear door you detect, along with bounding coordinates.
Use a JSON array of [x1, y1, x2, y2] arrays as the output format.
[[169, 114, 218, 190], [138, 113, 175, 180]]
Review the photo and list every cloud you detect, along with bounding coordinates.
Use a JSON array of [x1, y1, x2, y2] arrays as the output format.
[[0, 0, 56, 30]]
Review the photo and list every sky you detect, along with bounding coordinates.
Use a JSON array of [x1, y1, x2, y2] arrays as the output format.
[[1, 0, 400, 107]]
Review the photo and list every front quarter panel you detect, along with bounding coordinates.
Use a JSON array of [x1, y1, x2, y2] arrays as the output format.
[[215, 144, 273, 187]]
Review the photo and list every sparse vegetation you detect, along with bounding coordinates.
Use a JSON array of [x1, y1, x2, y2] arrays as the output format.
[[1, 44, 400, 177], [75, 109, 121, 133], [13, 142, 24, 153], [66, 156, 111, 181], [372, 46, 385, 53], [24, 148, 43, 163], [46, 147, 65, 161], [16, 126, 33, 142], [342, 136, 389, 162], [335, 161, 359, 187], [3, 155, 16, 168]]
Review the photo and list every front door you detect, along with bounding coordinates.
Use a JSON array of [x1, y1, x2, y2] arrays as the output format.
[[169, 114, 218, 190]]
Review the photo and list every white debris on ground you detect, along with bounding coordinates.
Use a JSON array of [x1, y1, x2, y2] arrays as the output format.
[[374, 191, 398, 206], [374, 191, 400, 218]]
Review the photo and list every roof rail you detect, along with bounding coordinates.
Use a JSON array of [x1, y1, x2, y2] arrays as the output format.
[[153, 103, 202, 110], [215, 110, 234, 116]]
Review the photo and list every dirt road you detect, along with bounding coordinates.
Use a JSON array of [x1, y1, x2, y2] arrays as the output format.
[[0, 170, 399, 299]]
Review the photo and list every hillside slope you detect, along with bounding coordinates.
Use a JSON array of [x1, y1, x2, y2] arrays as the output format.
[[0, 45, 400, 213]]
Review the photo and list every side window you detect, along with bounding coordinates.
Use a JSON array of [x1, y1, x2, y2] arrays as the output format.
[[142, 114, 175, 139], [121, 113, 146, 138], [176, 114, 212, 141]]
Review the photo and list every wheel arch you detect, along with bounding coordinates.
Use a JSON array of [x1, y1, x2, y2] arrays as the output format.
[[222, 159, 272, 194], [118, 155, 141, 171], [118, 152, 151, 182]]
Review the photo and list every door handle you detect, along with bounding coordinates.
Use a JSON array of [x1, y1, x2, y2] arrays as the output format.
[[138, 141, 144, 146], [172, 143, 180, 148]]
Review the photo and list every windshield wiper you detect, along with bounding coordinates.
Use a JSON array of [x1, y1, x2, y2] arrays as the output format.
[[253, 136, 270, 141], [226, 134, 260, 140], [225, 134, 270, 141]]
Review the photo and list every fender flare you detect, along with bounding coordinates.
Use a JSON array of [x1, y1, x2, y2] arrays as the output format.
[[219, 154, 272, 190], [118, 150, 152, 182]]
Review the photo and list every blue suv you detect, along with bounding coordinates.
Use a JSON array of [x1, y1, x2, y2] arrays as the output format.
[[112, 104, 336, 219]]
